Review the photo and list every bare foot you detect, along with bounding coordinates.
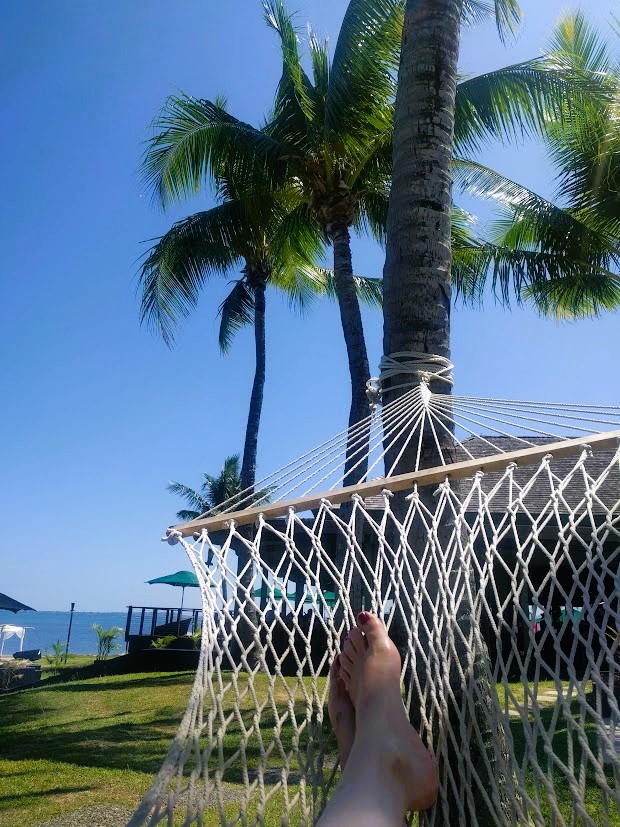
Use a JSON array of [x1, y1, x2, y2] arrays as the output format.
[[328, 654, 355, 769], [338, 612, 438, 813]]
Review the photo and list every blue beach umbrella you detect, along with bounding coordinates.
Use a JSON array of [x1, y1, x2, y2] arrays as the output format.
[[0, 592, 35, 613]]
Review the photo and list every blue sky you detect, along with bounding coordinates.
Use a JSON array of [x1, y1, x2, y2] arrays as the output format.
[[1, 0, 618, 612]]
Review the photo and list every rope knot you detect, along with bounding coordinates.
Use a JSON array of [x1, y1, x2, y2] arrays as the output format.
[[377, 351, 454, 397], [366, 377, 382, 409], [163, 528, 183, 545]]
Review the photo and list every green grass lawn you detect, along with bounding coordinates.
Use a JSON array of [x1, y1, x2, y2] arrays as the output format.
[[0, 668, 197, 826], [0, 668, 617, 826]]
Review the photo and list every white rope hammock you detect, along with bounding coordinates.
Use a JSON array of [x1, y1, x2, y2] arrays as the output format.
[[129, 367, 620, 827]]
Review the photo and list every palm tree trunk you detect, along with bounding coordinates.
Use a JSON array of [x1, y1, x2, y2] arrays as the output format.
[[331, 224, 371, 486], [383, 0, 458, 390], [236, 276, 267, 668], [331, 224, 371, 618], [382, 2, 512, 824]]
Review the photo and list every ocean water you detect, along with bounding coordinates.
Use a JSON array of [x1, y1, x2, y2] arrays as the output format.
[[0, 610, 128, 656]]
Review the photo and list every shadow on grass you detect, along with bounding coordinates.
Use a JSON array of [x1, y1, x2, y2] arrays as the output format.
[[0, 786, 92, 805], [507, 697, 616, 823], [2, 714, 184, 775], [1, 700, 330, 782], [37, 673, 195, 693]]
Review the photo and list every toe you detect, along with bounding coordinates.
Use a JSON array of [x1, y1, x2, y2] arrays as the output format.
[[346, 626, 366, 653], [329, 653, 341, 682], [339, 662, 352, 686], [343, 638, 358, 661], [356, 611, 387, 648]]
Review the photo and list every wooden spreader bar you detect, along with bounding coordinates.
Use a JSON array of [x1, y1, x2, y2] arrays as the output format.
[[172, 430, 620, 537]]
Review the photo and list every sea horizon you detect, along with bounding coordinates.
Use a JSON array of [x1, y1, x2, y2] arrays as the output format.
[[0, 609, 130, 656]]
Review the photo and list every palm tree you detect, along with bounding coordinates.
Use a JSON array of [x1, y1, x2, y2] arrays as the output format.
[[139, 192, 332, 653], [168, 454, 242, 521], [140, 190, 381, 652], [142, 0, 402, 484], [168, 454, 242, 603]]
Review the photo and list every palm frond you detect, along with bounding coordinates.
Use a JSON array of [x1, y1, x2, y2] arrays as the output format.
[[272, 261, 327, 314], [355, 190, 390, 245], [263, 0, 319, 153], [166, 481, 212, 516], [175, 509, 201, 521], [142, 94, 291, 207], [138, 204, 245, 346], [454, 58, 599, 154], [492, 0, 523, 43], [461, 0, 522, 42], [455, 158, 620, 257], [325, 0, 402, 147], [218, 278, 255, 353], [322, 271, 383, 308], [204, 455, 242, 512], [454, 159, 620, 315], [523, 269, 620, 318], [269, 201, 325, 266], [548, 10, 612, 76], [452, 237, 620, 312], [308, 27, 330, 100], [540, 13, 620, 223]]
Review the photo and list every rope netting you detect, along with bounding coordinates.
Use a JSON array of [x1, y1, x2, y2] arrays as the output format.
[[129, 392, 620, 827]]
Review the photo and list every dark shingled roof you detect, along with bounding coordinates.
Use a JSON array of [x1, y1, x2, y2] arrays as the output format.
[[363, 436, 620, 514]]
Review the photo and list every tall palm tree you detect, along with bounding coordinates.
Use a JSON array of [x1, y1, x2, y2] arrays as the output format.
[[381, 1, 526, 823], [142, 0, 595, 487], [139, 191, 381, 649], [139, 193, 329, 648]]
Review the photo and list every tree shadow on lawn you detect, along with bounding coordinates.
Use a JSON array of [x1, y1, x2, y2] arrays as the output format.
[[0, 786, 92, 808], [2, 704, 334, 783], [1, 713, 185, 775], [37, 673, 196, 693]]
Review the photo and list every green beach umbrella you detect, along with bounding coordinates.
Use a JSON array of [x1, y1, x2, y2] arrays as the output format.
[[147, 570, 199, 612], [253, 588, 294, 602], [252, 588, 337, 606]]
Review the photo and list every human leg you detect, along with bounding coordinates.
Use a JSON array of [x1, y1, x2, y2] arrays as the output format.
[[319, 613, 438, 827]]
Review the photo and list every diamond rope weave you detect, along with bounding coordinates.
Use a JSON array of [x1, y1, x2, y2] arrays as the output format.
[[129, 397, 620, 827]]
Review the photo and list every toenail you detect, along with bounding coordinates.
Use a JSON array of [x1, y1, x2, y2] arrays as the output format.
[[358, 612, 370, 625]]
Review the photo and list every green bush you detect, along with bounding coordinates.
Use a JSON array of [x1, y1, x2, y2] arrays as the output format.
[[151, 635, 176, 649], [0, 660, 21, 690], [92, 624, 123, 660], [44, 640, 68, 673]]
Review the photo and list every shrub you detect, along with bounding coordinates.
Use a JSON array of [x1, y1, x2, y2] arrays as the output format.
[[45, 640, 68, 673], [0, 661, 21, 690], [151, 635, 176, 649], [92, 624, 123, 660]]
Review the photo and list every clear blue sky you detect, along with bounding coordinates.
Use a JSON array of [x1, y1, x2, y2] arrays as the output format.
[[1, 1, 617, 612]]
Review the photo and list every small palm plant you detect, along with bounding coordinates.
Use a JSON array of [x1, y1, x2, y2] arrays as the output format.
[[92, 624, 123, 661], [44, 640, 67, 674]]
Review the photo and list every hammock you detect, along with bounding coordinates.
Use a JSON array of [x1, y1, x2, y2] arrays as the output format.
[[129, 367, 620, 827]]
